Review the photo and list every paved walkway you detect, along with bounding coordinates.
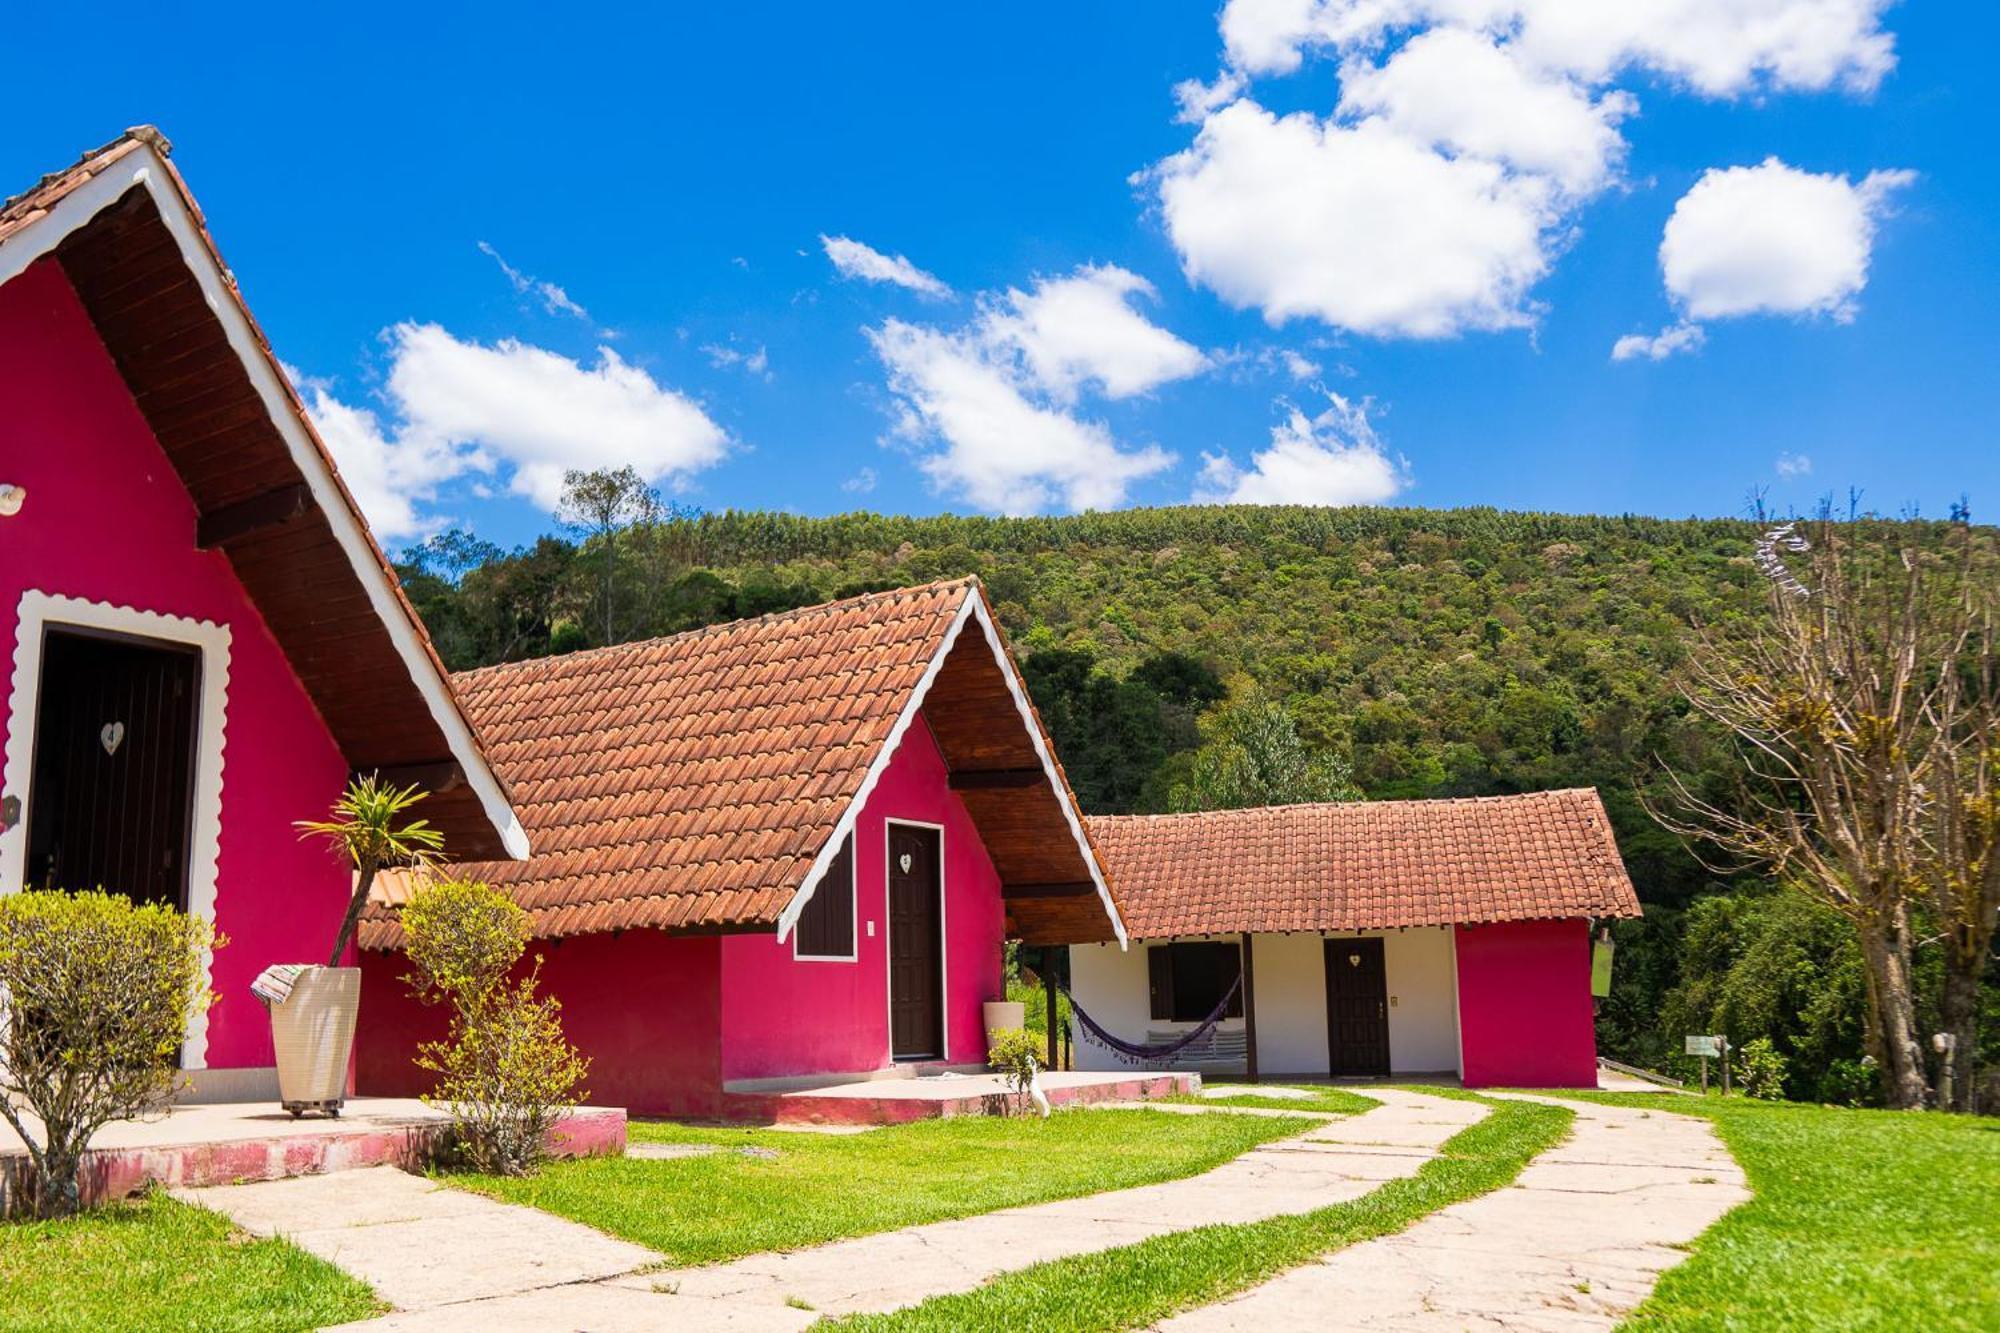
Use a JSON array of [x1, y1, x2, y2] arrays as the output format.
[[1158, 1095, 1750, 1331], [186, 1091, 1476, 1331]]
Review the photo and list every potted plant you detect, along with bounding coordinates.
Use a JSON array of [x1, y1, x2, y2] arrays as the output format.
[[270, 777, 442, 1116]]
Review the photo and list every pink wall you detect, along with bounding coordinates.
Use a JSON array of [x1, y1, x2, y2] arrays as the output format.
[[721, 714, 1005, 1080], [356, 930, 725, 1118], [0, 259, 353, 1072], [1454, 918, 1598, 1088]]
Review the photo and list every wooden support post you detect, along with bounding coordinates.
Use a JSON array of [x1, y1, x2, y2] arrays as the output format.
[[1045, 951, 1060, 1072], [1240, 932, 1259, 1083]]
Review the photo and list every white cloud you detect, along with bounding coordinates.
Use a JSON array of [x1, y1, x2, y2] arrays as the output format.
[[867, 317, 1174, 514], [702, 342, 772, 379], [1776, 451, 1813, 479], [302, 324, 729, 539], [1197, 393, 1406, 506], [842, 466, 878, 494], [820, 234, 952, 298], [1164, 1, 1898, 339], [983, 265, 1208, 402], [1610, 320, 1705, 362], [1279, 349, 1322, 380], [1219, 1, 1897, 96], [1155, 102, 1557, 337], [478, 242, 594, 324], [1336, 27, 1632, 195], [1660, 159, 1913, 322]]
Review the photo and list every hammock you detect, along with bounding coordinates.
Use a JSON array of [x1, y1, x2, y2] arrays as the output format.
[[1061, 975, 1242, 1065]]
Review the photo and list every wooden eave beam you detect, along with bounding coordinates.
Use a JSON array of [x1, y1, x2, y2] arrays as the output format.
[[195, 481, 314, 549], [353, 760, 467, 795], [948, 767, 1046, 790], [1003, 880, 1099, 899]]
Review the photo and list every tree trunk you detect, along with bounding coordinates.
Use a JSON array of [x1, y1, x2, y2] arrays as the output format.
[[31, 1137, 83, 1219], [1857, 911, 1930, 1109], [327, 859, 380, 968], [1938, 951, 1982, 1113]]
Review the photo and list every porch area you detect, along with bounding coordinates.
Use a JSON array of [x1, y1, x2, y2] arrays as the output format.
[[719, 1068, 1199, 1125], [0, 1097, 626, 1210]]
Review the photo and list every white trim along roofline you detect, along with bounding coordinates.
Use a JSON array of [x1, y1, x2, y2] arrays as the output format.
[[775, 587, 1128, 949], [0, 141, 527, 861]]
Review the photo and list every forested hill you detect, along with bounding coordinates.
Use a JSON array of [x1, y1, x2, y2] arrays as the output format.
[[396, 504, 1957, 916]]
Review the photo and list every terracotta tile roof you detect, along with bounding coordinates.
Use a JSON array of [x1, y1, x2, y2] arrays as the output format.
[[363, 579, 1008, 944], [0, 129, 155, 246], [1084, 789, 1640, 939]]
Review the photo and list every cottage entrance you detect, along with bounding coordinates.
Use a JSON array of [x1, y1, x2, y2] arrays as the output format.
[[887, 822, 944, 1060], [24, 627, 201, 909], [1324, 937, 1390, 1076]]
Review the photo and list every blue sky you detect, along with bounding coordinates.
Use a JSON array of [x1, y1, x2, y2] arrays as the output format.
[[5, 2, 1994, 550]]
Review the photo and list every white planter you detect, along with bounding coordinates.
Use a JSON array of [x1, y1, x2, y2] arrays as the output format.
[[983, 1000, 1026, 1039], [269, 965, 361, 1115]]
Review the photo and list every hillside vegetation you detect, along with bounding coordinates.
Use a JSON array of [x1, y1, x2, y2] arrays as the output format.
[[397, 503, 1983, 1079]]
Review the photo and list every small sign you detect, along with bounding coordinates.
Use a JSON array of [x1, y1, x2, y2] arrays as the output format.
[[1685, 1035, 1723, 1058]]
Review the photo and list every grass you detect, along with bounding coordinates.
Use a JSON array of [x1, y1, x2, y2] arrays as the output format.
[[450, 1106, 1317, 1265], [1561, 1091, 2000, 1331], [1183, 1085, 1380, 1116], [832, 1094, 1571, 1331], [0, 1191, 380, 1333]]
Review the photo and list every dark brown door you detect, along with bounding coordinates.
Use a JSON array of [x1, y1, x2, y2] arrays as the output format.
[[1324, 937, 1390, 1076], [25, 628, 201, 909], [887, 823, 943, 1060]]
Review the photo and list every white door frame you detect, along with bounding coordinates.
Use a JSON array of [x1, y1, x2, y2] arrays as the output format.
[[882, 818, 948, 1064], [2, 590, 232, 1069]]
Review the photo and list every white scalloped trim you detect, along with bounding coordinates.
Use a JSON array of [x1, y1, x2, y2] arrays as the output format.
[[2, 591, 231, 1069]]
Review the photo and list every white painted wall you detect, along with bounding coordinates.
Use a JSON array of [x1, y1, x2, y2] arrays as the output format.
[[1067, 927, 1461, 1077]]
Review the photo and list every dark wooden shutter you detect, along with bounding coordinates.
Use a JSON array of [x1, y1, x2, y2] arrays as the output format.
[[1148, 945, 1174, 1020], [796, 834, 855, 958]]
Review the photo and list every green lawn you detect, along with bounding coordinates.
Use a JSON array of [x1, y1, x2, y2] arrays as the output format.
[[0, 1191, 380, 1333], [1564, 1092, 2000, 1331], [1181, 1085, 1381, 1115], [449, 1106, 1315, 1266], [834, 1094, 1571, 1331]]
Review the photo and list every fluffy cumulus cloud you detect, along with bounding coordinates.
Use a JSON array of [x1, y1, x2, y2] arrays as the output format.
[[864, 263, 1205, 513], [820, 234, 952, 298], [1660, 159, 1913, 322], [1197, 393, 1406, 506], [301, 324, 728, 540], [1158, 0, 1898, 340], [1610, 320, 1705, 362]]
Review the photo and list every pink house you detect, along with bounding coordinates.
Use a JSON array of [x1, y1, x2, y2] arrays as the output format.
[[1069, 791, 1640, 1088], [356, 579, 1126, 1118], [0, 130, 524, 1100]]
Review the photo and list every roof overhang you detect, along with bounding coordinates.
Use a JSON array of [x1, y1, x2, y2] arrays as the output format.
[[777, 586, 1127, 949], [0, 132, 526, 860]]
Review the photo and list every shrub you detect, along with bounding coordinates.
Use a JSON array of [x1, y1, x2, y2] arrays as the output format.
[[987, 1027, 1041, 1113], [400, 878, 586, 1175], [401, 876, 529, 1001], [1737, 1036, 1790, 1101], [0, 890, 217, 1218]]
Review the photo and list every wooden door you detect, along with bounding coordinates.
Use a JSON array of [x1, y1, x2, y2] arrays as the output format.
[[1323, 937, 1390, 1076], [887, 823, 943, 1060], [25, 628, 202, 908]]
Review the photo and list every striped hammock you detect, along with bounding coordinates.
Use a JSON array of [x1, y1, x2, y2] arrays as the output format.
[[1062, 974, 1243, 1064]]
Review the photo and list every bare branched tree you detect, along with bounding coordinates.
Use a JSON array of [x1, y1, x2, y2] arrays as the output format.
[[1922, 532, 2000, 1111], [1649, 522, 1956, 1109]]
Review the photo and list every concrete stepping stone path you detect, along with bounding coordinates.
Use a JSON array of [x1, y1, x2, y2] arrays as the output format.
[[1157, 1095, 1750, 1331]]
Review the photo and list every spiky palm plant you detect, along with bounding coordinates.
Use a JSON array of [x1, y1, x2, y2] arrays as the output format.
[[296, 776, 445, 967]]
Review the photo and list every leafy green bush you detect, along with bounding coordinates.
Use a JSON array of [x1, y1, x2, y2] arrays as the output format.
[[0, 890, 216, 1218], [400, 879, 586, 1175], [1736, 1037, 1790, 1100], [402, 876, 530, 1001], [986, 1027, 1041, 1112]]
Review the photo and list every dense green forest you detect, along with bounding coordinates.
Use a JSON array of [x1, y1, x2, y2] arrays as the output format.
[[395, 501, 1994, 1095]]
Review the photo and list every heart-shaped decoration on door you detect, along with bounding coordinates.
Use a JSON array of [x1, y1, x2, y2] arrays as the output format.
[[1348, 953, 1361, 967], [899, 853, 913, 874], [100, 721, 126, 756]]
